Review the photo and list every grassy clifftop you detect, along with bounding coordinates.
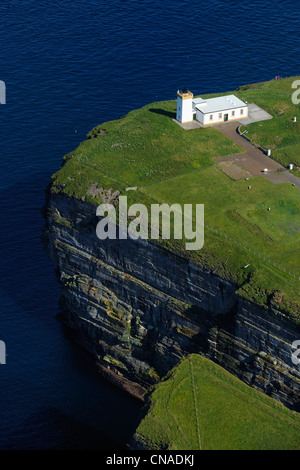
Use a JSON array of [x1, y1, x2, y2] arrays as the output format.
[[52, 102, 242, 194], [50, 77, 300, 316], [238, 77, 300, 176], [135, 354, 300, 450]]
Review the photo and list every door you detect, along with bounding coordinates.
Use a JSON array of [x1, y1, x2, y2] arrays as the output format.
[[224, 114, 228, 122]]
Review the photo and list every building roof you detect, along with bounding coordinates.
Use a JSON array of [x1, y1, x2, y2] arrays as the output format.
[[194, 95, 247, 114], [192, 97, 206, 105], [192, 97, 206, 109]]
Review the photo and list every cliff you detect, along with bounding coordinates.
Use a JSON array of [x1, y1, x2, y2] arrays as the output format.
[[131, 355, 300, 450], [43, 190, 300, 410]]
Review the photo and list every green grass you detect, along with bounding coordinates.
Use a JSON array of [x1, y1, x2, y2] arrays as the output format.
[[237, 76, 300, 169], [50, 76, 300, 314], [52, 100, 242, 198], [139, 166, 300, 314], [135, 354, 300, 450]]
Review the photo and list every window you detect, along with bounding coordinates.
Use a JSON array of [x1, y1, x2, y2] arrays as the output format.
[[219, 113, 222, 119], [210, 114, 213, 121], [232, 110, 235, 116], [240, 109, 244, 115]]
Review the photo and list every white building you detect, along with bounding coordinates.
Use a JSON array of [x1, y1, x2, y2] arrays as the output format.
[[176, 89, 248, 125]]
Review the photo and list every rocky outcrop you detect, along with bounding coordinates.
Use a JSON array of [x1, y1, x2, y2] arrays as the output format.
[[43, 191, 300, 410]]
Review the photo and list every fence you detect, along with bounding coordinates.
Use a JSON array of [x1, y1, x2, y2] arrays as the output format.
[[206, 222, 299, 280]]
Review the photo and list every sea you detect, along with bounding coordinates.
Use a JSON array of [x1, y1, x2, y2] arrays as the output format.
[[0, 0, 299, 450]]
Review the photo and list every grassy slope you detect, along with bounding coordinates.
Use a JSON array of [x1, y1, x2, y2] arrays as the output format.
[[135, 354, 300, 450], [52, 101, 241, 194], [50, 77, 300, 315], [236, 77, 300, 175]]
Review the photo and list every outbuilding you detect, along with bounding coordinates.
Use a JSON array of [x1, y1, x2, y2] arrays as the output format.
[[176, 89, 248, 125]]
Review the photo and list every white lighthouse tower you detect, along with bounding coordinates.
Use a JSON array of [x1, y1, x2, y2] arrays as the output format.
[[176, 88, 194, 123]]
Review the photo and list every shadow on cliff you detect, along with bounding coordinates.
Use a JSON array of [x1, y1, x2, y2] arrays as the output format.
[[148, 108, 176, 119]]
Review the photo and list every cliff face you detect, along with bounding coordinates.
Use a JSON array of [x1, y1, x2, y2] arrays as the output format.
[[43, 191, 300, 409]]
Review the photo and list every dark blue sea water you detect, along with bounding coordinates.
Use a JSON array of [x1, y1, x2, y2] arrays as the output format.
[[0, 0, 299, 450]]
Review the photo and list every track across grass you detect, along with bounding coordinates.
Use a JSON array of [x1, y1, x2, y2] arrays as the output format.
[[135, 354, 300, 450]]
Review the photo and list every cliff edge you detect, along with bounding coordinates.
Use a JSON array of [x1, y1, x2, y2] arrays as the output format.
[[43, 78, 300, 409]]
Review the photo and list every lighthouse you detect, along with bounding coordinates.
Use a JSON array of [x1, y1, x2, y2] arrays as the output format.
[[176, 88, 194, 123], [176, 88, 249, 126]]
